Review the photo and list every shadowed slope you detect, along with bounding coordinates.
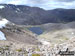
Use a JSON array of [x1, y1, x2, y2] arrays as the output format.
[[0, 24, 41, 45]]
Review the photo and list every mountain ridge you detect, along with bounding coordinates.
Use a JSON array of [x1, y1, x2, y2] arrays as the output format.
[[0, 4, 75, 25]]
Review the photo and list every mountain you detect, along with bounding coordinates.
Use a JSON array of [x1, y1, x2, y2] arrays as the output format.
[[0, 9, 75, 55], [1, 4, 75, 56], [38, 22, 75, 44], [0, 18, 41, 45], [0, 4, 75, 25]]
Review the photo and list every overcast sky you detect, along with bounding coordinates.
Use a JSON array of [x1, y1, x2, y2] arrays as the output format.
[[0, 0, 75, 10]]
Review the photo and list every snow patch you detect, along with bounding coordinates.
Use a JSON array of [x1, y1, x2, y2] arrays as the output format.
[[0, 19, 9, 28], [72, 32, 74, 35], [0, 6, 5, 9], [0, 19, 9, 40], [15, 11, 18, 13], [16, 8, 20, 11], [41, 40, 50, 45], [0, 31, 6, 40]]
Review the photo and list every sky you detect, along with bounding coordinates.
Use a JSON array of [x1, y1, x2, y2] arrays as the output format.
[[0, 0, 75, 10]]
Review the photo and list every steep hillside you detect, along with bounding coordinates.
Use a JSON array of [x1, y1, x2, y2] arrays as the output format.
[[0, 4, 75, 25], [0, 18, 41, 45], [38, 22, 75, 44]]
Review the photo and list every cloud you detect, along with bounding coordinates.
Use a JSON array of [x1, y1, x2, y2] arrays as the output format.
[[7, 0, 23, 5], [0, 0, 75, 10], [56, 0, 75, 2], [40, 1, 75, 10]]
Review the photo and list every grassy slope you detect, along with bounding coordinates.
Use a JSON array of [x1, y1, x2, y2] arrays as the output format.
[[38, 22, 75, 44]]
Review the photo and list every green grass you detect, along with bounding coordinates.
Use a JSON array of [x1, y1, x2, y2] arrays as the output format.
[[16, 49, 22, 52], [35, 48, 40, 51], [32, 54, 40, 56], [0, 48, 3, 50]]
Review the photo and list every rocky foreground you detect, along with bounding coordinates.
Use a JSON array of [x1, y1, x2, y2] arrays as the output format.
[[0, 37, 75, 56]]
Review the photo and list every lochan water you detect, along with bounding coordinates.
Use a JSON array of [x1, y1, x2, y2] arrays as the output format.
[[28, 27, 43, 35]]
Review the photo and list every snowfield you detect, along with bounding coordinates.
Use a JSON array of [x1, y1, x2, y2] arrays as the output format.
[[0, 6, 5, 9], [0, 31, 6, 40], [0, 19, 9, 28], [0, 19, 9, 40]]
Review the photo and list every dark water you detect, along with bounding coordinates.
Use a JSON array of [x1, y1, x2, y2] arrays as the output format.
[[28, 27, 43, 35]]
